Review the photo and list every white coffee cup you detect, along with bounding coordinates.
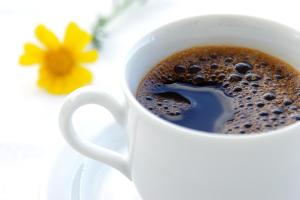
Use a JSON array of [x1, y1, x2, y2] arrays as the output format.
[[59, 15, 300, 200]]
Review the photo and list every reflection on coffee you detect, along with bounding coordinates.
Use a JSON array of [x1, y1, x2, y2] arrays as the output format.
[[136, 46, 300, 134]]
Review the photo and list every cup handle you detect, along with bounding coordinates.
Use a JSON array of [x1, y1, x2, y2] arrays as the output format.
[[59, 86, 130, 179]]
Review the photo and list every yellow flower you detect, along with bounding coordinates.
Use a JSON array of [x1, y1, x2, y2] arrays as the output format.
[[19, 22, 98, 95]]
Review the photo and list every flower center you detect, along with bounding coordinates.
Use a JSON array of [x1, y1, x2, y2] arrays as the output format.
[[45, 48, 74, 76]]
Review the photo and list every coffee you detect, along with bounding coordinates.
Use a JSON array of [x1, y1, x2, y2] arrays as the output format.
[[136, 46, 300, 134]]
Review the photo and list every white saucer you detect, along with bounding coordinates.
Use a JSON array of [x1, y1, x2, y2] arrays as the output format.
[[45, 123, 142, 200]]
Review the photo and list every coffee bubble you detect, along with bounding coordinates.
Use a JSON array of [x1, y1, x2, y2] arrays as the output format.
[[246, 73, 261, 81], [188, 64, 201, 74], [174, 64, 186, 74], [235, 62, 253, 74], [229, 73, 243, 82], [210, 63, 219, 69], [283, 98, 293, 106], [263, 92, 276, 101], [292, 114, 300, 121]]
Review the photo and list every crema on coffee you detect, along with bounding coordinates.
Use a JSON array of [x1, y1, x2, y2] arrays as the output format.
[[136, 46, 300, 134]]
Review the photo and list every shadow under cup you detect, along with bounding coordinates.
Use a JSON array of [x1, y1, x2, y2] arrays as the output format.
[[125, 15, 300, 113]]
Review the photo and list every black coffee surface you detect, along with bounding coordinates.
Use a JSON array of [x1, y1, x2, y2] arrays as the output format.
[[136, 46, 300, 134], [153, 83, 234, 132]]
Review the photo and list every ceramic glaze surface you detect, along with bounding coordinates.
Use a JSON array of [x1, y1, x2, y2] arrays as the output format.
[[60, 15, 300, 200]]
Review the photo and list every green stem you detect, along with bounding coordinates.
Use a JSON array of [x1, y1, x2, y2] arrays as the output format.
[[92, 0, 142, 49]]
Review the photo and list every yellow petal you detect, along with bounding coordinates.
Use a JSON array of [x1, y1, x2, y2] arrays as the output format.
[[37, 66, 92, 95], [25, 43, 43, 56], [71, 66, 93, 87], [38, 70, 66, 94], [64, 22, 92, 51], [37, 67, 52, 88], [19, 54, 39, 65], [48, 78, 65, 94], [19, 43, 43, 66], [35, 25, 60, 49], [78, 50, 99, 63]]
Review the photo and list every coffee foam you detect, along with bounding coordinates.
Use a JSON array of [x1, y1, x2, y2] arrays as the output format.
[[137, 46, 300, 134]]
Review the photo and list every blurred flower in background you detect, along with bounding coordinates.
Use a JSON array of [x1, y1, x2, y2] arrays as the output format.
[[18, 0, 143, 95], [19, 23, 98, 95]]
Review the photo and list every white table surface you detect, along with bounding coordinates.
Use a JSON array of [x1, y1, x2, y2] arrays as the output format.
[[1, 0, 300, 199]]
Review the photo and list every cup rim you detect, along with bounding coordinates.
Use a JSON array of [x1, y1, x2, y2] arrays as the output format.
[[121, 14, 300, 139]]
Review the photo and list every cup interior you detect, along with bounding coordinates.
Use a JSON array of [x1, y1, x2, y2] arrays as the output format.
[[125, 15, 300, 95], [122, 15, 300, 136]]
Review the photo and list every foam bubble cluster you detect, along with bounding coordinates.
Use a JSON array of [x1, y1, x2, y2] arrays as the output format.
[[137, 46, 300, 134]]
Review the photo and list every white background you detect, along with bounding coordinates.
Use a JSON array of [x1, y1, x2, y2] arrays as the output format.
[[1, 0, 300, 199]]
